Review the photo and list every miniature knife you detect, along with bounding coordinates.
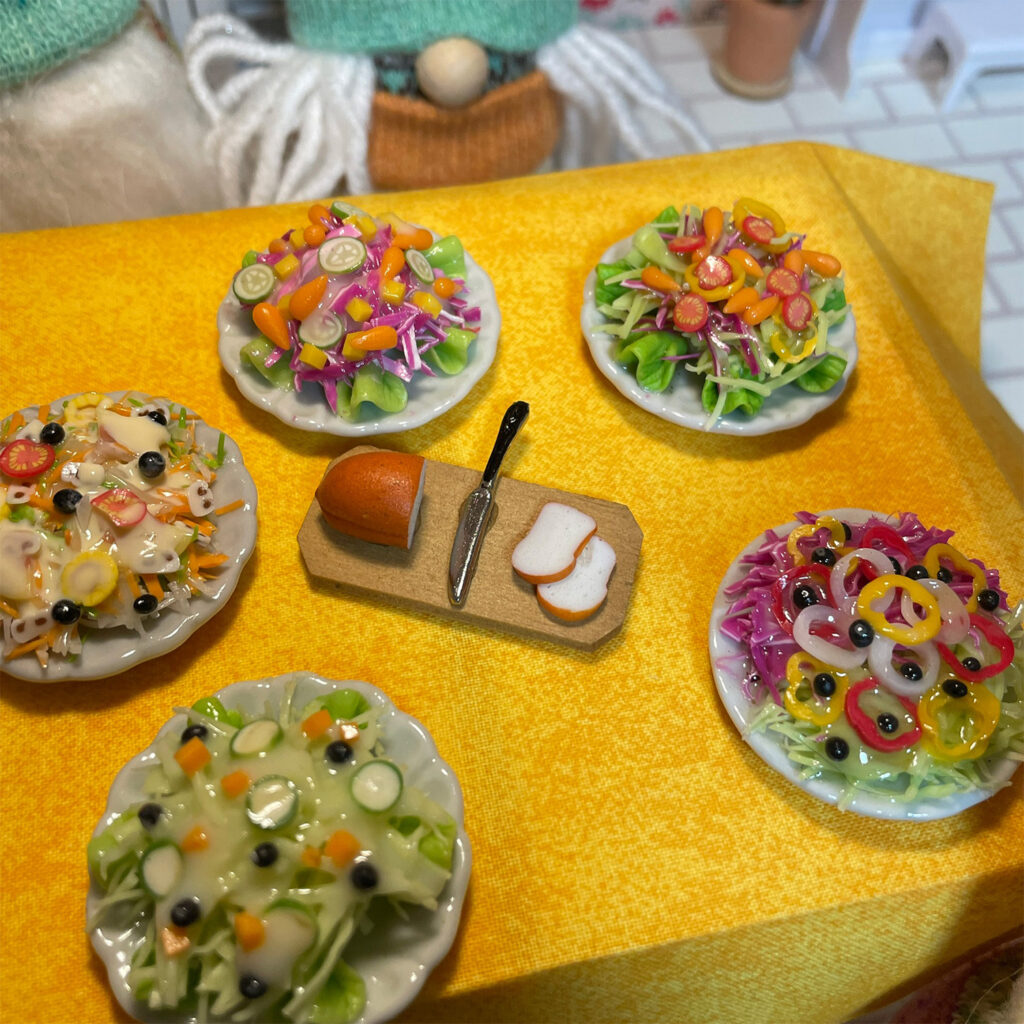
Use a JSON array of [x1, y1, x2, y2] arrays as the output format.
[[448, 401, 529, 606]]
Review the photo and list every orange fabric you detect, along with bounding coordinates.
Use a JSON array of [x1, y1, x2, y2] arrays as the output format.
[[0, 143, 1021, 1024]]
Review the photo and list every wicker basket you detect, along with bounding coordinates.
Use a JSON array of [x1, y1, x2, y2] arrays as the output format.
[[367, 69, 560, 190]]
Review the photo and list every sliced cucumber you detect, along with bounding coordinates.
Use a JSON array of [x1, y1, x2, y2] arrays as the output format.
[[351, 761, 403, 813], [330, 201, 368, 221], [298, 310, 343, 349], [405, 249, 434, 285], [246, 775, 299, 830], [140, 841, 184, 898], [264, 898, 318, 954], [232, 263, 276, 303], [230, 719, 283, 757], [318, 236, 366, 275]]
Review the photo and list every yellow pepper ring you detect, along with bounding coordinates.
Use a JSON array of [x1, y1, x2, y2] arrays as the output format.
[[683, 253, 747, 302], [770, 330, 817, 365], [856, 576, 941, 645], [786, 516, 846, 565], [783, 653, 848, 726], [917, 680, 1000, 761], [733, 197, 789, 253], [922, 543, 985, 612]]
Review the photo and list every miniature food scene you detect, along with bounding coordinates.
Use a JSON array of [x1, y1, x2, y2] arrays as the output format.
[[1, 1, 1021, 1022]]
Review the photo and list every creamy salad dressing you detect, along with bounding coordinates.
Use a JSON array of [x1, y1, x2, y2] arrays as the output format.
[[89, 681, 456, 1018]]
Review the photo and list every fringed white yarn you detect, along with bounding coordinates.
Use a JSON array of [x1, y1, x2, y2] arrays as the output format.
[[537, 24, 711, 167], [184, 14, 374, 206]]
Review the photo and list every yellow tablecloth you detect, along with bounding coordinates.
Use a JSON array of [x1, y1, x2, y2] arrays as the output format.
[[1, 143, 1021, 1024]]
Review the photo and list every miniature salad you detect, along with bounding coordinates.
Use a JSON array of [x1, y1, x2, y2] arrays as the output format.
[[592, 198, 850, 428], [0, 392, 249, 671], [230, 201, 482, 421], [88, 677, 459, 1023], [717, 511, 1023, 808]]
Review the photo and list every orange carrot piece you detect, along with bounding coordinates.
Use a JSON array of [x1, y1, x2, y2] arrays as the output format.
[[2, 411, 25, 440], [723, 286, 760, 315], [640, 265, 681, 294], [220, 770, 250, 799], [5, 636, 47, 660], [214, 499, 245, 516], [702, 205, 724, 248], [161, 926, 191, 957], [301, 846, 323, 868], [741, 293, 780, 326], [194, 553, 229, 569], [727, 248, 763, 279], [324, 829, 361, 867], [783, 249, 805, 274], [28, 492, 55, 514], [433, 276, 459, 298], [125, 573, 142, 599], [801, 249, 841, 277], [181, 825, 209, 852], [302, 708, 332, 740], [234, 912, 266, 952], [37, 404, 50, 423], [0, 598, 19, 617], [142, 574, 164, 601], [393, 228, 433, 251], [174, 736, 210, 777]]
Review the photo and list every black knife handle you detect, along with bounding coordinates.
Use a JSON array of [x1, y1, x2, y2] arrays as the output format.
[[482, 401, 529, 487]]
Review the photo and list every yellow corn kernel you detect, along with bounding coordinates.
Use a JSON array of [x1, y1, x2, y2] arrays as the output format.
[[411, 291, 442, 317], [345, 214, 377, 241], [380, 279, 406, 306], [345, 297, 372, 322], [298, 343, 328, 369], [277, 294, 292, 319], [274, 253, 300, 280], [289, 228, 305, 250]]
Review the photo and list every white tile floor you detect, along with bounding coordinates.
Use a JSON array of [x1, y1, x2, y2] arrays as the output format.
[[622, 20, 1024, 429]]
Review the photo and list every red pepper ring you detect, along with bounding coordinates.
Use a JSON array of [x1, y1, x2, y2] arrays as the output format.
[[937, 613, 1014, 682], [844, 677, 921, 752], [859, 524, 914, 581], [0, 438, 56, 480], [770, 563, 832, 635]]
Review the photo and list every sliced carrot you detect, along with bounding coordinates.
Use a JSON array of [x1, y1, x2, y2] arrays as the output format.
[[220, 770, 250, 799], [301, 846, 323, 868], [234, 912, 266, 952], [181, 825, 209, 852], [2, 411, 25, 441], [125, 573, 142, 599], [5, 636, 47, 660], [214, 499, 245, 516], [28, 492, 55, 514], [174, 736, 210, 777], [178, 517, 215, 537], [324, 829, 360, 867], [194, 553, 229, 569], [302, 708, 332, 740], [433, 276, 459, 298], [0, 598, 18, 617], [37, 404, 50, 423], [142, 574, 164, 601]]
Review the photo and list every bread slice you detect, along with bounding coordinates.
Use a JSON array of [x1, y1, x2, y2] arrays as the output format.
[[511, 502, 597, 584], [536, 536, 616, 621]]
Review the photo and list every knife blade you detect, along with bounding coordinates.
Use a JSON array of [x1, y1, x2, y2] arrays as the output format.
[[448, 401, 529, 606]]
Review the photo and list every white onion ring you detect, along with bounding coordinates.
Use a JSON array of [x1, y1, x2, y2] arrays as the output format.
[[830, 548, 895, 615], [868, 635, 939, 697], [793, 605, 867, 670], [901, 578, 969, 644]]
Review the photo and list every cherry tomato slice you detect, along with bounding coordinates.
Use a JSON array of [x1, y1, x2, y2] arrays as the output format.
[[672, 292, 709, 333], [0, 439, 55, 480], [781, 292, 813, 331], [667, 234, 706, 254], [91, 488, 147, 527], [695, 254, 733, 290], [766, 267, 801, 298], [742, 216, 776, 245]]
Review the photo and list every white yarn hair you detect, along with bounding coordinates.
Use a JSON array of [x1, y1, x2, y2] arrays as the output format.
[[185, 14, 374, 207], [537, 24, 711, 167], [0, 16, 221, 232], [183, 15, 709, 206]]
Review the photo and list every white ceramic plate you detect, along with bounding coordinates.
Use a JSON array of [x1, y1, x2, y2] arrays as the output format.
[[1, 393, 257, 683], [88, 672, 471, 1024], [218, 247, 500, 436], [581, 238, 858, 435], [708, 508, 1020, 820]]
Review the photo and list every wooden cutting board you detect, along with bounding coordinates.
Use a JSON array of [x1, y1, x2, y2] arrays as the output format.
[[298, 447, 643, 649]]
